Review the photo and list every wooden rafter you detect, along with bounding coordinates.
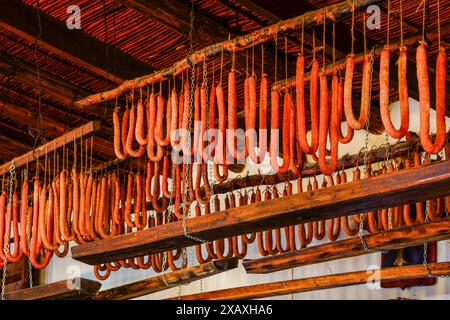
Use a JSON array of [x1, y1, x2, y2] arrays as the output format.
[[0, 0, 154, 83], [92, 258, 238, 300], [0, 121, 102, 176], [243, 219, 450, 274], [4, 278, 101, 300], [71, 160, 450, 265], [171, 262, 450, 300]]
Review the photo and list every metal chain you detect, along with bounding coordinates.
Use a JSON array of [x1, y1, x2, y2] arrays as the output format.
[[1, 159, 16, 300], [23, 168, 33, 288]]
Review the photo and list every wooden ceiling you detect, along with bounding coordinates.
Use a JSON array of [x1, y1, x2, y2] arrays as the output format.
[[0, 0, 449, 167]]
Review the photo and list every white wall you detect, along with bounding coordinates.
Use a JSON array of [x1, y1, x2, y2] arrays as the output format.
[[44, 98, 450, 299]]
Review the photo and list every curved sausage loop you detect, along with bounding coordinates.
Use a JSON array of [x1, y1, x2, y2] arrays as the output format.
[[135, 98, 149, 146], [126, 106, 146, 158], [335, 76, 354, 144], [269, 90, 290, 174], [416, 44, 447, 154], [247, 73, 268, 164], [227, 70, 246, 162], [318, 73, 339, 175], [297, 57, 319, 155], [213, 83, 228, 183], [339, 171, 359, 236], [113, 108, 129, 159], [147, 93, 163, 161], [155, 91, 172, 147], [380, 46, 409, 139], [344, 53, 372, 130]]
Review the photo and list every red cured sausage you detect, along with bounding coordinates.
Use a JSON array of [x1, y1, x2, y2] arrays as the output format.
[[136, 98, 149, 146], [325, 176, 340, 241], [344, 54, 371, 130], [318, 73, 338, 175], [20, 179, 30, 256], [147, 93, 163, 161], [312, 178, 325, 240], [227, 70, 245, 161], [126, 106, 146, 158], [113, 109, 128, 159], [269, 90, 290, 173], [213, 83, 228, 182], [155, 91, 172, 148], [380, 46, 409, 139], [335, 77, 354, 144], [297, 57, 319, 155], [417, 44, 447, 154]]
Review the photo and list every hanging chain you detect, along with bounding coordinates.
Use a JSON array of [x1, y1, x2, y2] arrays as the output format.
[[23, 167, 33, 288], [1, 159, 16, 300]]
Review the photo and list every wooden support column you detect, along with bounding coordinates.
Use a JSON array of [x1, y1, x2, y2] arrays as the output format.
[[170, 262, 450, 300], [0, 121, 102, 176], [243, 219, 450, 274], [71, 160, 450, 265], [4, 278, 101, 300], [92, 258, 238, 300]]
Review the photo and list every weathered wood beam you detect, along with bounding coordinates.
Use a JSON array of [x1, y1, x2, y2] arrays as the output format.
[[0, 53, 90, 107], [71, 160, 450, 265], [76, 0, 385, 107], [0, 99, 114, 158], [92, 258, 238, 300], [243, 219, 450, 274], [0, 121, 102, 176], [0, 0, 154, 83], [4, 278, 101, 300], [170, 262, 450, 300]]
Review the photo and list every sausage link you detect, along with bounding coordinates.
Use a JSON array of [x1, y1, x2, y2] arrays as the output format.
[[135, 98, 149, 146], [147, 93, 164, 161], [126, 106, 146, 158], [113, 109, 128, 159]]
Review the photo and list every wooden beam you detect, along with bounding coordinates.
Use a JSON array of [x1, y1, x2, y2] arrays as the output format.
[[92, 258, 238, 300], [170, 262, 450, 300], [243, 219, 450, 274], [0, 0, 154, 83], [71, 160, 450, 265], [4, 278, 101, 300], [0, 99, 115, 158], [0, 121, 102, 176], [0, 53, 90, 107], [76, 0, 385, 107]]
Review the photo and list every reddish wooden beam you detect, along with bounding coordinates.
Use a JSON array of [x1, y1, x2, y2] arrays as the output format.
[[71, 160, 450, 265], [92, 258, 238, 300], [170, 262, 450, 300], [243, 219, 450, 274]]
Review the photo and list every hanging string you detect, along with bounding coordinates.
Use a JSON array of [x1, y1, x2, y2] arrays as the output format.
[[437, 0, 441, 48], [387, 0, 390, 45], [301, 17, 304, 55], [420, 0, 426, 43], [312, 29, 316, 61], [251, 44, 255, 75], [261, 45, 265, 75], [363, 12, 367, 54], [322, 10, 326, 70], [219, 47, 224, 84], [400, 0, 404, 45], [332, 22, 336, 67], [285, 36, 288, 85], [351, 0, 355, 53], [274, 31, 278, 83]]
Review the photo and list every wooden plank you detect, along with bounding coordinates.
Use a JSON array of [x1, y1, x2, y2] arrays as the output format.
[[243, 219, 450, 274], [75, 0, 385, 107], [71, 160, 450, 265], [93, 258, 238, 300], [0, 121, 102, 176], [0, 0, 154, 83], [4, 278, 101, 300], [170, 262, 450, 300]]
